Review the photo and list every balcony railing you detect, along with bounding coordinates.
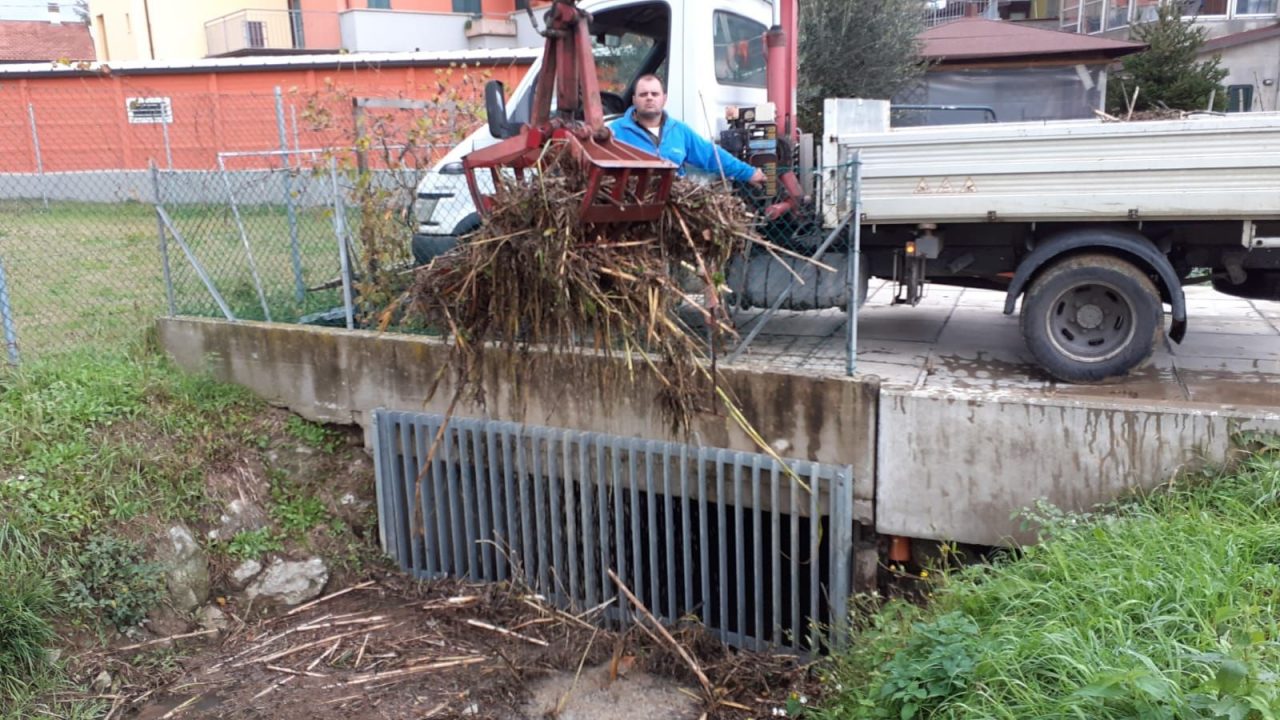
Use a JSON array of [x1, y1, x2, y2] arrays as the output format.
[[1061, 0, 1278, 33], [925, 0, 1001, 26], [204, 9, 341, 56]]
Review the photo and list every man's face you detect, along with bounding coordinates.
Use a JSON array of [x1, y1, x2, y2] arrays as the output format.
[[633, 78, 666, 122]]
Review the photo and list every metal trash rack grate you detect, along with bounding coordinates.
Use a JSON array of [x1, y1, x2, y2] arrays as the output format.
[[373, 409, 857, 652]]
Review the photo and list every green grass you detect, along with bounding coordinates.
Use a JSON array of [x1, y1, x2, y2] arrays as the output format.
[[814, 442, 1280, 720], [0, 347, 259, 714], [0, 199, 354, 361]]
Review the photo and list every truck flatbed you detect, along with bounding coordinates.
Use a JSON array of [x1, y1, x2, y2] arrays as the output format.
[[824, 112, 1280, 225]]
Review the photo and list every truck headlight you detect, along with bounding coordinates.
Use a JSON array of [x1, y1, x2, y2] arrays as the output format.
[[414, 192, 453, 226]]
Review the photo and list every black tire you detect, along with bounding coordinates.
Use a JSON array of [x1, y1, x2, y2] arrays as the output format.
[[1020, 253, 1165, 383], [410, 234, 457, 267]]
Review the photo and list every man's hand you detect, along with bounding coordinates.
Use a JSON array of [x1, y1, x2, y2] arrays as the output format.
[[749, 168, 767, 185]]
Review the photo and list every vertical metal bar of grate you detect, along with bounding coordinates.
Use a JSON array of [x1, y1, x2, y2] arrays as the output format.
[[486, 428, 506, 580], [472, 426, 494, 580], [733, 461, 745, 643], [770, 462, 782, 646], [716, 451, 728, 642], [809, 464, 822, 652], [751, 457, 764, 650], [432, 419, 454, 575], [580, 439, 597, 609], [562, 433, 579, 607], [414, 421, 438, 577], [549, 433, 565, 604], [459, 427, 479, 577], [680, 444, 693, 618], [646, 442, 659, 616], [532, 432, 549, 596], [612, 438, 629, 621], [501, 427, 519, 582], [698, 450, 711, 628], [596, 442, 610, 614], [628, 444, 643, 613], [790, 470, 801, 650], [398, 420, 420, 573], [663, 444, 676, 622], [443, 424, 467, 576], [517, 428, 535, 589]]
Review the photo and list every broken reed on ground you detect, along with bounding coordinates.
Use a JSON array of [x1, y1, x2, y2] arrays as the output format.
[[399, 142, 757, 435], [82, 574, 814, 719]]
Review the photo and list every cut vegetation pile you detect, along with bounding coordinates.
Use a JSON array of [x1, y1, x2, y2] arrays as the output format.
[[401, 143, 758, 431]]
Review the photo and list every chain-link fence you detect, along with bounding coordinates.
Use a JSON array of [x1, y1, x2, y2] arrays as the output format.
[[0, 70, 498, 363], [0, 69, 861, 373]]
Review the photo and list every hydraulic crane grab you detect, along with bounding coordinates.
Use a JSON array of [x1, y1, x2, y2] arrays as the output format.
[[461, 0, 677, 225]]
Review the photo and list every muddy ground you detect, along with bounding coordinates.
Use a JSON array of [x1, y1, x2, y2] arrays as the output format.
[[74, 572, 817, 720]]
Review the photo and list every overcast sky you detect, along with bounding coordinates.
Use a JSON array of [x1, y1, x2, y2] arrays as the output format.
[[0, 0, 81, 22]]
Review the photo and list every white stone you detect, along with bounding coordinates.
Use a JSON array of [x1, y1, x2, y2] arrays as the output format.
[[154, 525, 209, 614], [230, 559, 263, 589], [245, 557, 329, 606]]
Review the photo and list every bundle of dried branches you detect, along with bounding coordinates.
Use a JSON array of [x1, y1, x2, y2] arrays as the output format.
[[400, 140, 758, 433]]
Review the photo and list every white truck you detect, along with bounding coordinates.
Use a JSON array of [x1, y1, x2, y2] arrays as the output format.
[[413, 0, 1280, 382]]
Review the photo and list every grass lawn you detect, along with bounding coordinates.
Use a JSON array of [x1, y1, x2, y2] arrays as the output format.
[[0, 199, 358, 361]]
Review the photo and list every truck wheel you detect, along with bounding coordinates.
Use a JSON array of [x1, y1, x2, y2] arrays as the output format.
[[1020, 253, 1164, 382]]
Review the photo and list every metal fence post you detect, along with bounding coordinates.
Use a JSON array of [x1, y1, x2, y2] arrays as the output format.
[[27, 103, 48, 210], [151, 162, 177, 316], [330, 156, 356, 330], [276, 86, 305, 303], [0, 251, 19, 365], [846, 150, 862, 377], [161, 121, 174, 170]]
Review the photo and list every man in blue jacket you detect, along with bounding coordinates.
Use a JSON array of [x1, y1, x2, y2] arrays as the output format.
[[611, 74, 766, 186]]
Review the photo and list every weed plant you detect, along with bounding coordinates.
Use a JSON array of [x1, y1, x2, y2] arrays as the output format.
[[815, 442, 1280, 719]]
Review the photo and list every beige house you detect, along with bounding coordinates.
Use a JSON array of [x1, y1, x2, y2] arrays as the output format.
[[88, 0, 289, 61], [86, 1, 541, 62]]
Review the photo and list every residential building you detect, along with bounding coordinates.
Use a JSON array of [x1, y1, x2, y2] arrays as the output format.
[[1058, 0, 1277, 37], [1199, 23, 1280, 110], [87, 0, 549, 62]]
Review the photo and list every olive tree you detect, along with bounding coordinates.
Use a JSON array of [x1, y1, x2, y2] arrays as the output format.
[[797, 0, 931, 132]]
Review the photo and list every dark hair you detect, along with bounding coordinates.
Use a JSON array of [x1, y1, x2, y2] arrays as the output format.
[[633, 74, 665, 93]]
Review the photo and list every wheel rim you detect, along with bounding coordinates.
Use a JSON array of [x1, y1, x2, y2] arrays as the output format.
[[1043, 279, 1137, 363]]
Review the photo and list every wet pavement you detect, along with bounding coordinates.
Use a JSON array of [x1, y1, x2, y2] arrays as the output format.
[[725, 282, 1280, 411]]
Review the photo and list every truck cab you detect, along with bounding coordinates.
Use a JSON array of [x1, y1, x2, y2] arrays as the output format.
[[411, 0, 775, 265]]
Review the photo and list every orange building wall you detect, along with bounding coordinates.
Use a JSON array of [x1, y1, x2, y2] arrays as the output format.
[[0, 60, 530, 174]]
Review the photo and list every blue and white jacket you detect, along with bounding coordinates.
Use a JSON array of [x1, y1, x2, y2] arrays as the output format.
[[610, 109, 757, 182]]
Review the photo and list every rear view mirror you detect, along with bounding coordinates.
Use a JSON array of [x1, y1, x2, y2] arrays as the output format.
[[485, 80, 514, 139]]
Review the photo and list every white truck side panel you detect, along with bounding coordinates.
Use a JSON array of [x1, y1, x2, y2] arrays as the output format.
[[823, 109, 1280, 225]]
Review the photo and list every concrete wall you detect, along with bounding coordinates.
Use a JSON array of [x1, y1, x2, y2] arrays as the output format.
[[877, 387, 1280, 546], [156, 317, 880, 521], [155, 317, 1280, 545]]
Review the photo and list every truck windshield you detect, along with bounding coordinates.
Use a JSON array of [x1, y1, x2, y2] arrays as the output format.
[[713, 10, 767, 88]]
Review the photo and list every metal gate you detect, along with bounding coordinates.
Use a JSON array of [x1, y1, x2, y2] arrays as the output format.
[[373, 409, 857, 652]]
